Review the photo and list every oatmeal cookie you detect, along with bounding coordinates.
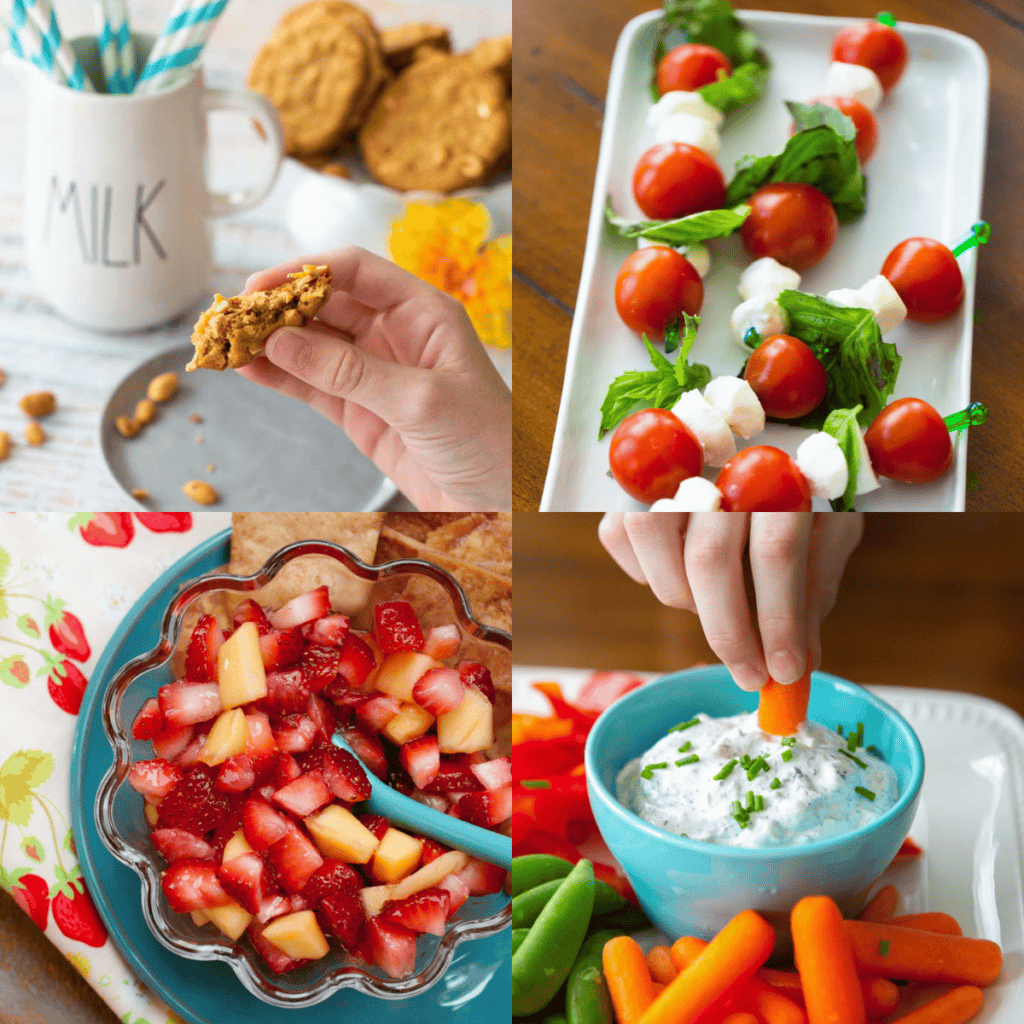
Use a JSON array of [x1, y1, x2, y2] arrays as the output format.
[[187, 265, 333, 371], [467, 34, 512, 89], [380, 23, 451, 71]]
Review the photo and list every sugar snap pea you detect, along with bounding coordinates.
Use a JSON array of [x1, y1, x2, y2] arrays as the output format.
[[512, 876, 625, 929], [511, 853, 574, 896], [567, 929, 625, 1024], [512, 858, 595, 1017], [512, 927, 530, 955], [542, 1017, 568, 1024]]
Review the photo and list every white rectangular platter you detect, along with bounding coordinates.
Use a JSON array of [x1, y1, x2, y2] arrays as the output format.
[[513, 666, 1024, 1021], [540, 10, 989, 511]]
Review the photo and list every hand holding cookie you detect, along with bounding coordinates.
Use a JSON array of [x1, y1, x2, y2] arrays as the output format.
[[235, 247, 511, 513]]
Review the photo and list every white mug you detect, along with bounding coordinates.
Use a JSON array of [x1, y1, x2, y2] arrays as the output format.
[[11, 34, 284, 332]]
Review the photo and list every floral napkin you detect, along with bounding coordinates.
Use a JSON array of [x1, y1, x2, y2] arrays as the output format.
[[0, 511, 229, 1024]]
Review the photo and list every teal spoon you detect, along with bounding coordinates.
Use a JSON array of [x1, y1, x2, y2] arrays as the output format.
[[332, 734, 512, 871]]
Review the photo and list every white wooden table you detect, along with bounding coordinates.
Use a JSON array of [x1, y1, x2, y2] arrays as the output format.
[[0, 0, 510, 510]]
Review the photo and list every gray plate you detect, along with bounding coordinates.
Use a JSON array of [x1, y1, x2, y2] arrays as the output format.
[[100, 346, 397, 510]]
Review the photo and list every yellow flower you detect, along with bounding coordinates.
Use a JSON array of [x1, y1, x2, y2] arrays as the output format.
[[66, 952, 90, 978]]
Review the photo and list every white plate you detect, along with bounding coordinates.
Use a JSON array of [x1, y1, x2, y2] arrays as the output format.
[[513, 666, 1024, 1021], [540, 10, 989, 511]]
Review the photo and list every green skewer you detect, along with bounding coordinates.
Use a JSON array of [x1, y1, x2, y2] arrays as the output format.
[[876, 12, 898, 27], [952, 221, 991, 257]]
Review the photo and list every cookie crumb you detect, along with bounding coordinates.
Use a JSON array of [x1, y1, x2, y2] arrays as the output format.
[[0, 431, 9, 460], [116, 415, 139, 438], [195, 433, 204, 444], [189, 413, 203, 424], [24, 421, 45, 445], [148, 372, 179, 403], [206, 463, 216, 473], [0, 368, 6, 387], [134, 398, 158, 425], [131, 488, 149, 501], [183, 479, 218, 505], [19, 391, 56, 418]]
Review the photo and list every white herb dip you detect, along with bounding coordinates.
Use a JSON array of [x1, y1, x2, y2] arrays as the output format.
[[616, 711, 898, 848]]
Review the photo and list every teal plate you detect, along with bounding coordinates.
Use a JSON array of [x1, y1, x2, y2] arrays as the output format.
[[69, 528, 510, 1022]]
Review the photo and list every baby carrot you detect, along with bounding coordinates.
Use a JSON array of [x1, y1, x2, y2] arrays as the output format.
[[857, 884, 899, 922], [758, 666, 811, 735], [721, 1015, 760, 1024], [652, 983, 666, 996], [646, 945, 678, 985], [842, 920, 1002, 986], [669, 935, 711, 973], [792, 896, 866, 1024], [889, 985, 984, 1024], [887, 912, 962, 936], [759, 969, 898, 1016], [603, 935, 658, 1024], [638, 910, 775, 1024]]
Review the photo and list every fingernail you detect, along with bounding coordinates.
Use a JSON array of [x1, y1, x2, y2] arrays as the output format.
[[733, 664, 767, 692], [767, 650, 801, 685]]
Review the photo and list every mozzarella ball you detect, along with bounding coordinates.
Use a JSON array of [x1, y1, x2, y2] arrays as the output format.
[[671, 390, 737, 467], [823, 61, 884, 111], [826, 275, 908, 335], [854, 423, 881, 495], [635, 240, 711, 279], [796, 431, 849, 501], [738, 257, 802, 300], [671, 475, 723, 510], [730, 295, 790, 348], [649, 498, 683, 511], [653, 112, 720, 158], [703, 376, 766, 439], [647, 90, 724, 130]]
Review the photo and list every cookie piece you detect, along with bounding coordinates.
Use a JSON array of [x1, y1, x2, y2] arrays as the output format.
[[358, 53, 510, 193], [187, 265, 333, 372], [467, 34, 511, 89], [380, 23, 451, 71], [248, 12, 368, 156]]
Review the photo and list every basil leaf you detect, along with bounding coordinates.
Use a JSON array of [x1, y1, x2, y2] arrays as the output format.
[[605, 200, 750, 245], [726, 121, 867, 224], [775, 290, 901, 429], [821, 405, 864, 511], [788, 100, 857, 141], [699, 61, 770, 114]]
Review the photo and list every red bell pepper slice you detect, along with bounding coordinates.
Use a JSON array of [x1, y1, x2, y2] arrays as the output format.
[[575, 672, 646, 713], [512, 737, 586, 781], [532, 681, 599, 734], [513, 828, 583, 863]]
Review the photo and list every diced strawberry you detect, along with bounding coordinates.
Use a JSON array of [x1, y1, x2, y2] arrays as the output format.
[[298, 744, 372, 803], [208, 803, 243, 860], [450, 751, 487, 768], [248, 920, 308, 974], [158, 681, 222, 727], [258, 669, 312, 716], [411, 791, 449, 814], [356, 694, 401, 733], [272, 772, 333, 817], [232, 599, 271, 635], [411, 667, 465, 716], [300, 644, 342, 693], [273, 752, 302, 789], [217, 852, 278, 914], [306, 694, 336, 745], [151, 721, 195, 762], [289, 893, 312, 913], [457, 787, 511, 827], [267, 586, 331, 629], [131, 698, 165, 740], [302, 859, 362, 904], [272, 714, 318, 753], [152, 828, 216, 862], [128, 758, 183, 802], [373, 601, 425, 655], [419, 840, 448, 866], [242, 798, 291, 851], [455, 857, 506, 896], [317, 892, 365, 951], [422, 624, 461, 661], [388, 766, 415, 795], [266, 823, 324, 894], [184, 615, 225, 682], [436, 873, 470, 916], [399, 735, 440, 790], [457, 662, 495, 704], [162, 859, 232, 913], [381, 888, 449, 936], [423, 763, 483, 794], [365, 915, 418, 979], [358, 813, 389, 841], [157, 765, 234, 834], [335, 633, 377, 687], [175, 734, 208, 768], [338, 726, 388, 781], [470, 757, 512, 791], [258, 628, 304, 671], [243, 712, 278, 772], [322, 680, 367, 709], [215, 754, 256, 793], [255, 893, 291, 925], [302, 613, 350, 648]]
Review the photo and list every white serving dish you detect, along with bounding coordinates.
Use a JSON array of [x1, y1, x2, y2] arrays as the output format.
[[513, 666, 1024, 1021], [540, 10, 989, 511]]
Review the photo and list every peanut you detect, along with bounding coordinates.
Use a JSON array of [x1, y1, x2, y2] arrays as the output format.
[[24, 421, 45, 445], [189, 413, 203, 424], [0, 368, 6, 387], [147, 372, 179, 403], [0, 431, 9, 460], [115, 415, 139, 438], [131, 488, 149, 501], [183, 480, 218, 505], [19, 391, 56, 418], [134, 398, 157, 425]]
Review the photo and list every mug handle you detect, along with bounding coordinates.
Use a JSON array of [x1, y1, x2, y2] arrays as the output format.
[[201, 88, 284, 217]]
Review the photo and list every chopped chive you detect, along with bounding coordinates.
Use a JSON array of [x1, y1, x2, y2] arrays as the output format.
[[746, 790, 755, 811], [836, 724, 844, 736], [731, 800, 744, 815], [714, 759, 739, 781], [675, 754, 700, 766], [857, 722, 865, 746], [734, 815, 749, 828], [678, 741, 692, 753], [847, 734, 857, 751], [641, 761, 669, 779], [868, 745, 880, 757], [755, 794, 765, 811], [781, 737, 797, 747], [740, 754, 753, 770], [781, 750, 793, 762], [770, 778, 781, 790], [878, 940, 890, 956], [520, 779, 552, 789], [669, 717, 700, 734], [856, 786, 876, 801], [839, 749, 868, 769]]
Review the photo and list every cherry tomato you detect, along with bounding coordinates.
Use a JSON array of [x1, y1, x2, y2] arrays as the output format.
[[633, 143, 727, 220], [614, 246, 703, 339], [831, 20, 908, 93], [740, 183, 839, 271], [715, 446, 812, 511], [743, 334, 827, 420], [881, 237, 964, 323], [609, 408, 703, 504], [803, 95, 878, 163], [863, 397, 952, 484], [657, 43, 733, 94]]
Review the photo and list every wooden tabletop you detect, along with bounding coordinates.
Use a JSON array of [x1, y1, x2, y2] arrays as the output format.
[[512, 0, 1024, 511]]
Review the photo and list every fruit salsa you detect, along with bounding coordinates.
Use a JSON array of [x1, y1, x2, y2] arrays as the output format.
[[126, 588, 510, 978]]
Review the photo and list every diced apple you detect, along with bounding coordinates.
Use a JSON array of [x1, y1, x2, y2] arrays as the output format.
[[391, 850, 469, 901], [200, 709, 250, 766], [190, 909, 210, 926], [144, 802, 159, 827], [436, 686, 493, 753], [373, 652, 440, 702], [205, 900, 252, 940], [359, 885, 394, 918], [371, 828, 424, 884], [261, 909, 330, 960], [381, 703, 434, 745], [222, 829, 253, 864], [305, 805, 380, 864], [217, 622, 267, 709]]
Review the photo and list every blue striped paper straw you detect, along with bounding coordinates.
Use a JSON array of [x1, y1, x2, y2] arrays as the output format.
[[113, 0, 136, 93], [136, 0, 228, 94], [12, 0, 93, 90], [94, 0, 119, 92]]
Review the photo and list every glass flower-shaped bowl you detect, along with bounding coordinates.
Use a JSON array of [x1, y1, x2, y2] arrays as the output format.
[[94, 540, 512, 1008]]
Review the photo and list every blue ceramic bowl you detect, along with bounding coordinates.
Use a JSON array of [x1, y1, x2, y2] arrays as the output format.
[[585, 666, 924, 949]]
